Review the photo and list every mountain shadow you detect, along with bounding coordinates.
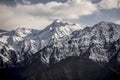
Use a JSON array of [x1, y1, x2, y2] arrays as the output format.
[[18, 56, 120, 80], [0, 56, 120, 80]]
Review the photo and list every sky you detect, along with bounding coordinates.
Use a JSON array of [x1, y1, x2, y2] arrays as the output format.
[[0, 0, 120, 30]]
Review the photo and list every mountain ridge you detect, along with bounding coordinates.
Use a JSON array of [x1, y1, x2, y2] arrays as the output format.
[[0, 20, 120, 69], [0, 19, 82, 68]]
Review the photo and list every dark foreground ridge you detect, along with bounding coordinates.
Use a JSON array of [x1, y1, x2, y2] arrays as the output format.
[[0, 56, 120, 80]]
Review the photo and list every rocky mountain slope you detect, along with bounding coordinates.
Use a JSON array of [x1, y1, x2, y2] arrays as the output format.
[[40, 56, 120, 80], [0, 21, 120, 68], [0, 19, 82, 68], [1, 56, 120, 80], [29, 21, 120, 66], [0, 20, 120, 80]]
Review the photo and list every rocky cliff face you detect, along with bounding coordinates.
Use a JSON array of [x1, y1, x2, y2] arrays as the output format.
[[0, 21, 120, 80], [33, 22, 120, 66], [0, 21, 120, 69], [0, 19, 81, 68]]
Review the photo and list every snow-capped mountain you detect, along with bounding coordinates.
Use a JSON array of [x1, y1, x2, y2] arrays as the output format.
[[0, 20, 120, 68], [0, 19, 82, 68], [30, 21, 120, 66], [72, 22, 120, 61]]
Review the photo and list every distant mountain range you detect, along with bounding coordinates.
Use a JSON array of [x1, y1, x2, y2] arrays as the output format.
[[0, 20, 120, 80]]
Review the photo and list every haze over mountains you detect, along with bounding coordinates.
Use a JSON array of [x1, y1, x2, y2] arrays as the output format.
[[0, 20, 120, 80]]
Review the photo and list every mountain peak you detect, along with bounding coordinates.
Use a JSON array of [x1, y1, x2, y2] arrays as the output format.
[[10, 28, 33, 37], [93, 21, 117, 29], [95, 21, 119, 26], [54, 19, 63, 23], [49, 19, 69, 28], [94, 21, 108, 26]]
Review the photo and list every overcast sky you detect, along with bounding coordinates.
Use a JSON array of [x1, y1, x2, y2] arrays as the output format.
[[0, 0, 120, 30]]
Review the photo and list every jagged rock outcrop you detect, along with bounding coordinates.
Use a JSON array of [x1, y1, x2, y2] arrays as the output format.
[[0, 21, 120, 69], [34, 22, 120, 66], [0, 21, 120, 80]]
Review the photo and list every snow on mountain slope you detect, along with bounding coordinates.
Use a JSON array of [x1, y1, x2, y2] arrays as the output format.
[[0, 42, 18, 68], [33, 22, 120, 65], [0, 21, 120, 68], [72, 22, 120, 61], [36, 19, 82, 48], [17, 19, 81, 55], [0, 19, 82, 68]]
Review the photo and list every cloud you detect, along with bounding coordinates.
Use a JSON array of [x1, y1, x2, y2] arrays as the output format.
[[0, 4, 51, 30], [98, 0, 120, 9], [14, 0, 97, 19], [52, 0, 97, 19], [0, 0, 98, 30], [114, 20, 120, 25], [79, 8, 120, 26], [22, 0, 31, 4], [0, 0, 119, 30]]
